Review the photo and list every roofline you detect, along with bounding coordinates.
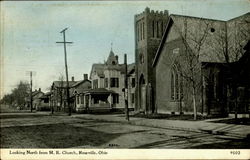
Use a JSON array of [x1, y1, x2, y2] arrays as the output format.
[[152, 17, 174, 67], [227, 12, 250, 22], [89, 63, 104, 80], [170, 14, 226, 22], [71, 79, 91, 87]]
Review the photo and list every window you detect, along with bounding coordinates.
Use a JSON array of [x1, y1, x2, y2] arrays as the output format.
[[76, 96, 80, 104], [137, 23, 140, 42], [93, 79, 98, 89], [113, 94, 119, 104], [139, 53, 144, 64], [157, 21, 159, 38], [142, 22, 145, 40], [44, 99, 49, 103], [171, 67, 183, 101], [94, 98, 99, 104], [131, 93, 135, 104], [140, 23, 143, 40], [171, 72, 175, 100], [152, 20, 155, 38], [80, 95, 84, 104], [110, 78, 119, 88], [104, 78, 108, 88], [131, 78, 136, 88]]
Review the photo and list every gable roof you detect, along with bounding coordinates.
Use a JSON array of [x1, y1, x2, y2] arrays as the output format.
[[152, 13, 249, 67], [71, 79, 91, 88], [90, 63, 105, 78], [52, 81, 77, 88]]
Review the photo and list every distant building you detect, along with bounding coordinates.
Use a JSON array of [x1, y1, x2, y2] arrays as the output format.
[[50, 75, 91, 112], [25, 88, 44, 110], [87, 48, 135, 112], [38, 92, 52, 111], [135, 7, 250, 116], [71, 74, 91, 112]]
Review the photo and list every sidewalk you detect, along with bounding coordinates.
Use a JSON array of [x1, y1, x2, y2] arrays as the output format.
[[72, 113, 250, 139]]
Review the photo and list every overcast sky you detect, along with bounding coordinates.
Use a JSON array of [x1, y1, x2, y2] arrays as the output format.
[[1, 0, 249, 97]]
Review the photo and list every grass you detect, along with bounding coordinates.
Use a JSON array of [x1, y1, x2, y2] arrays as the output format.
[[1, 123, 123, 148]]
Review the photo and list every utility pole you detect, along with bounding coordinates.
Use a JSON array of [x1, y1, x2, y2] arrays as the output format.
[[30, 71, 33, 113], [124, 54, 129, 121], [56, 28, 73, 116], [26, 71, 36, 112]]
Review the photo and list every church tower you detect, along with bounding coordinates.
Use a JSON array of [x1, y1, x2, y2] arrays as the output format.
[[135, 7, 169, 113]]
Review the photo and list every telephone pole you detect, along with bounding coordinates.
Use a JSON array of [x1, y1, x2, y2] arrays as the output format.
[[56, 28, 73, 116], [124, 54, 129, 121], [30, 71, 33, 113], [26, 71, 35, 112]]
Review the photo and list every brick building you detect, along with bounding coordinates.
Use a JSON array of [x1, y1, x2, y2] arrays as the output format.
[[135, 8, 250, 116], [134, 7, 168, 114]]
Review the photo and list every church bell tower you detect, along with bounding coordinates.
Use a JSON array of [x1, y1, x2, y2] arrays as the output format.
[[134, 7, 169, 113]]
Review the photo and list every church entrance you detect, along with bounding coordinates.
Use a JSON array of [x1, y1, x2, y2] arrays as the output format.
[[139, 75, 146, 112]]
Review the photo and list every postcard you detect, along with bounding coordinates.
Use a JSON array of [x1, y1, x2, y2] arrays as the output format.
[[0, 0, 249, 159]]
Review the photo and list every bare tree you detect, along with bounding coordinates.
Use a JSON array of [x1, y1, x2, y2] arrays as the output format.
[[213, 16, 250, 119], [173, 17, 212, 120]]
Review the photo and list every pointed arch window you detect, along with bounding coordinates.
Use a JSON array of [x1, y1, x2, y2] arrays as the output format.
[[171, 65, 183, 101]]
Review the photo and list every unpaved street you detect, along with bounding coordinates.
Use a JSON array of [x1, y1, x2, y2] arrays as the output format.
[[1, 112, 249, 148]]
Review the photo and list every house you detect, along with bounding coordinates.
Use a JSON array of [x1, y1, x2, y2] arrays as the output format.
[[71, 74, 92, 112], [127, 63, 136, 109], [135, 7, 250, 116], [25, 88, 44, 110], [38, 92, 52, 111], [87, 48, 135, 112], [50, 77, 76, 111]]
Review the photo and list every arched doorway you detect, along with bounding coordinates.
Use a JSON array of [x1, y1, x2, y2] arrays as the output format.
[[139, 74, 146, 111]]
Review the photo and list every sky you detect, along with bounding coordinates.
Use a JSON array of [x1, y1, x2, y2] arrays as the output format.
[[0, 0, 249, 98]]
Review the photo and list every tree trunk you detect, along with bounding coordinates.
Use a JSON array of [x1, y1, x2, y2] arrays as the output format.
[[235, 87, 238, 120], [192, 85, 197, 120]]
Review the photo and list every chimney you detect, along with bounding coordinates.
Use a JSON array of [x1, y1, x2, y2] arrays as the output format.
[[115, 55, 119, 64], [71, 76, 74, 82], [39, 88, 41, 92], [84, 74, 88, 80]]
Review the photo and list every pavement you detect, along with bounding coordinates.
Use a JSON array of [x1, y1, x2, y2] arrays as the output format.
[[72, 113, 250, 139]]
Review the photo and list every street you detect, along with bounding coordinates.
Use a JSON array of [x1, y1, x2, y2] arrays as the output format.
[[1, 112, 249, 149]]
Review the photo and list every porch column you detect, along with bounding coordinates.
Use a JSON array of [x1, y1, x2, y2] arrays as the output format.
[[110, 93, 113, 108], [83, 94, 86, 107], [89, 95, 92, 107]]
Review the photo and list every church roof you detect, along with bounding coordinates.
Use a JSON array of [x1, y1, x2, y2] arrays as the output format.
[[152, 13, 249, 67]]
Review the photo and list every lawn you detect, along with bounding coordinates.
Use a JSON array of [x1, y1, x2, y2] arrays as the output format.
[[1, 123, 122, 148]]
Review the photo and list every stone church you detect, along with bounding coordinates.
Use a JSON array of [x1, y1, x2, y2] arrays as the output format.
[[134, 7, 250, 116]]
